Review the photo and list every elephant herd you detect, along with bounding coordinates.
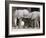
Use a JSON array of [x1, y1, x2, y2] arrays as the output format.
[[13, 9, 40, 29]]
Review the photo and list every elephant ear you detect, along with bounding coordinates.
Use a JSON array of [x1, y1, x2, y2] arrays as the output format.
[[23, 9, 29, 18], [31, 11, 40, 20], [23, 9, 29, 15]]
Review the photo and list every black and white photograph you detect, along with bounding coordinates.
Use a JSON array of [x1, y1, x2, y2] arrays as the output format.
[[5, 1, 45, 37], [12, 7, 40, 29]]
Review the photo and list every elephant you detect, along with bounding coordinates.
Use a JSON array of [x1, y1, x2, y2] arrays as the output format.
[[13, 9, 40, 29], [14, 9, 29, 28]]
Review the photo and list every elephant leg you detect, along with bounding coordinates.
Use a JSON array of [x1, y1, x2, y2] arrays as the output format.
[[19, 18, 24, 29], [37, 21, 39, 28], [31, 20, 33, 28], [35, 19, 37, 28], [19, 18, 22, 28]]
